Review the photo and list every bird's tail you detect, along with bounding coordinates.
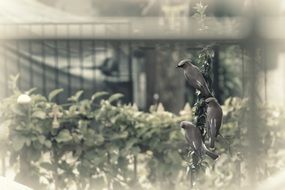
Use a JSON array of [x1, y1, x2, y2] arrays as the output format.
[[202, 85, 212, 98], [209, 127, 217, 149], [203, 145, 219, 160], [209, 137, 215, 149]]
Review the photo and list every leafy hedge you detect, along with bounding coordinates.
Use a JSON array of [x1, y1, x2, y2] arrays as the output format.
[[1, 76, 285, 190], [0, 76, 192, 190]]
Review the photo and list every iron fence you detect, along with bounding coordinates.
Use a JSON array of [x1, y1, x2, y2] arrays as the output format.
[[0, 22, 133, 103]]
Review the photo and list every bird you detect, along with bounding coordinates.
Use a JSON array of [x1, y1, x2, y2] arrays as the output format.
[[176, 59, 212, 97], [180, 121, 219, 160], [205, 97, 223, 149]]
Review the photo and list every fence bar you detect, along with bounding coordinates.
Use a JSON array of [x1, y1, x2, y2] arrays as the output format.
[[79, 25, 84, 90], [262, 47, 267, 103], [41, 25, 46, 96], [92, 24, 96, 91], [66, 24, 72, 97], [212, 46, 220, 102], [241, 47, 245, 98], [117, 42, 120, 78], [28, 25, 34, 88], [245, 15, 260, 187], [54, 25, 59, 91], [133, 155, 137, 183], [16, 25, 21, 90], [4, 41, 8, 96], [128, 41, 133, 102]]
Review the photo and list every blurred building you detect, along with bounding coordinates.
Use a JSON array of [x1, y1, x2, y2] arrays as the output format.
[[0, 0, 285, 112]]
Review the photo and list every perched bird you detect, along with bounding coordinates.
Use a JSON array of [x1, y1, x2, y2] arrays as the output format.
[[176, 59, 212, 97], [205, 97, 223, 149], [180, 121, 219, 160]]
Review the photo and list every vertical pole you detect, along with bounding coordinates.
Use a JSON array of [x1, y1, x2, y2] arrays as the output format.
[[4, 43, 8, 96], [190, 47, 213, 189], [247, 44, 259, 187], [244, 12, 260, 187], [54, 24, 59, 91], [92, 24, 96, 91], [41, 24, 47, 96], [16, 25, 21, 90], [241, 47, 245, 98], [262, 47, 267, 103], [133, 155, 137, 184], [52, 149, 59, 190], [79, 24, 84, 91], [212, 46, 221, 102], [66, 24, 72, 97], [118, 41, 121, 79], [128, 41, 133, 102], [28, 25, 33, 89], [190, 154, 199, 188], [107, 152, 111, 190]]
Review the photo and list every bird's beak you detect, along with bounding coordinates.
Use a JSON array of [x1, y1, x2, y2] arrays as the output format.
[[176, 65, 180, 68]]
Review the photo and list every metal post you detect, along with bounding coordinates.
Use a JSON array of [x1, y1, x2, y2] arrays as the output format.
[[212, 46, 221, 102], [54, 24, 59, 91], [41, 24, 47, 96], [92, 24, 96, 90], [16, 25, 21, 90], [79, 24, 84, 91], [244, 13, 260, 187], [66, 24, 72, 97], [4, 41, 8, 96], [28, 25, 33, 88], [128, 41, 133, 102]]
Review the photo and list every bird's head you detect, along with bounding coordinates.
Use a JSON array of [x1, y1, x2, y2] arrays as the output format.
[[180, 121, 195, 130], [205, 97, 218, 104], [176, 59, 192, 68]]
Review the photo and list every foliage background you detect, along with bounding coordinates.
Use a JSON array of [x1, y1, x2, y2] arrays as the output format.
[[1, 76, 285, 190]]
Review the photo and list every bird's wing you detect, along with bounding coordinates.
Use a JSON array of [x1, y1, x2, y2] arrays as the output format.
[[192, 141, 197, 150], [213, 106, 223, 133], [196, 80, 203, 88], [210, 118, 217, 136], [184, 71, 202, 90]]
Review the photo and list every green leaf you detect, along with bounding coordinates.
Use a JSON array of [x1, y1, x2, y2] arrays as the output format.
[[40, 162, 54, 171], [167, 151, 182, 163], [12, 136, 26, 151], [110, 131, 128, 140], [32, 111, 46, 119], [56, 129, 72, 143], [44, 140, 52, 148], [94, 134, 105, 145], [0, 120, 11, 141], [25, 88, 37, 95], [91, 91, 109, 102], [131, 146, 141, 155], [68, 90, 84, 102], [108, 93, 124, 103], [48, 88, 64, 101], [38, 135, 46, 144], [28, 149, 41, 161]]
